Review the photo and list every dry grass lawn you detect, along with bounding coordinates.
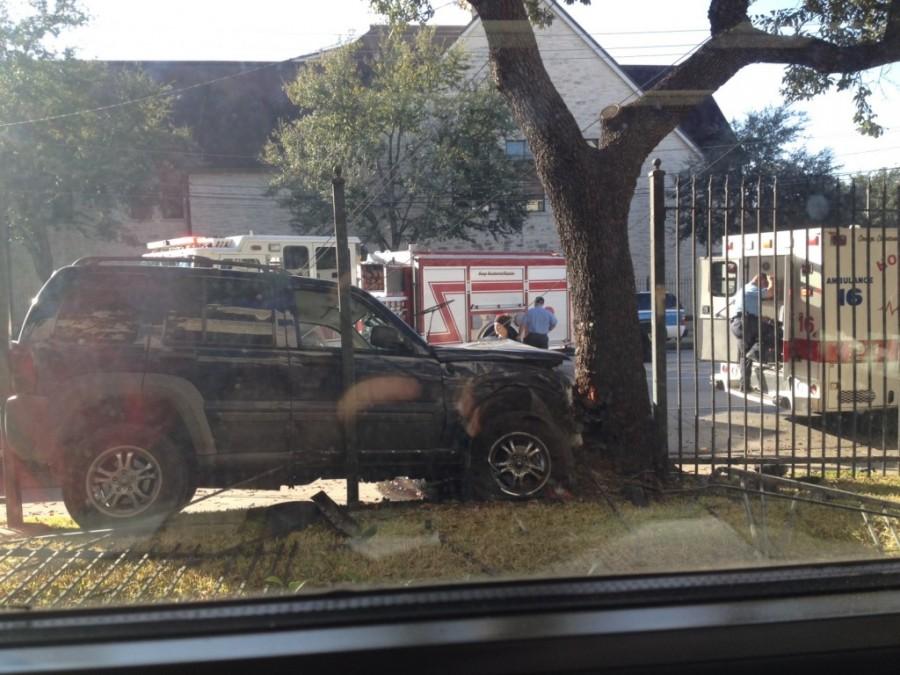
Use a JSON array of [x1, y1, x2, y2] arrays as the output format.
[[1, 473, 899, 609]]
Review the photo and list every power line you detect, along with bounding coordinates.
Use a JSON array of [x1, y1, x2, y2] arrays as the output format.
[[579, 36, 711, 136], [0, 39, 346, 131]]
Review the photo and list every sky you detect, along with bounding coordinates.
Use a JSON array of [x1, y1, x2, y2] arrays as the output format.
[[39, 0, 900, 174]]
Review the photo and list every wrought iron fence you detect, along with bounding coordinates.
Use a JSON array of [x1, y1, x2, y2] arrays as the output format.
[[651, 168, 900, 476]]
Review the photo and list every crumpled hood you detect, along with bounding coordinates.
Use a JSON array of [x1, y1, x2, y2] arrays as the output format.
[[433, 339, 570, 368]]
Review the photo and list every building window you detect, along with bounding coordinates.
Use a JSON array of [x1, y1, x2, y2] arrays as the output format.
[[505, 139, 533, 160], [525, 197, 546, 212]]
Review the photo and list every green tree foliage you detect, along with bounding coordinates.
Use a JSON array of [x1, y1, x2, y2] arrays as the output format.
[[0, 0, 194, 280], [756, 1, 896, 136], [264, 27, 527, 250], [683, 105, 841, 244]]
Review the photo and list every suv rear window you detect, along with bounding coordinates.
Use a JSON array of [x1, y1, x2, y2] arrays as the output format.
[[53, 274, 142, 344]]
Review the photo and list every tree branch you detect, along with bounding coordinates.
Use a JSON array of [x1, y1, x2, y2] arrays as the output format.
[[609, 0, 900, 161], [708, 0, 749, 35]]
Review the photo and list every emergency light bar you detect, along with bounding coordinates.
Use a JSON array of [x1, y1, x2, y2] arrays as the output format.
[[145, 236, 242, 251]]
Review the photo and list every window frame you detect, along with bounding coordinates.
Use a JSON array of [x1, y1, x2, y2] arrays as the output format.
[[289, 282, 427, 356]]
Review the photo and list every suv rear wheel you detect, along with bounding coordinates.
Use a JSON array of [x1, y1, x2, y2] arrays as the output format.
[[62, 424, 189, 530], [471, 415, 566, 500]]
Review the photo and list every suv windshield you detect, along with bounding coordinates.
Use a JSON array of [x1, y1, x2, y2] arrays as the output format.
[[0, 0, 897, 627]]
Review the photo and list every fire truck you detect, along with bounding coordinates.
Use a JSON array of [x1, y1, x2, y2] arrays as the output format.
[[698, 226, 900, 414], [360, 248, 572, 348], [144, 234, 362, 285]]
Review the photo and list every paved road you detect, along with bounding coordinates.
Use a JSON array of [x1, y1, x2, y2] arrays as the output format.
[[649, 347, 900, 470]]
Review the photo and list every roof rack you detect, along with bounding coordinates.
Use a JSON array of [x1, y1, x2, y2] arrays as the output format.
[[71, 255, 284, 273]]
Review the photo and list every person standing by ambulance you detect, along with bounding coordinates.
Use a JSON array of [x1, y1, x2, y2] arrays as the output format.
[[520, 296, 557, 349], [730, 273, 773, 391]]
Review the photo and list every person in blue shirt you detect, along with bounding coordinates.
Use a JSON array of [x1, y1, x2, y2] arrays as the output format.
[[520, 296, 557, 349], [730, 273, 774, 391]]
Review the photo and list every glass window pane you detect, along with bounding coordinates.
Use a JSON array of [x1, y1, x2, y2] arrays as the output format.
[[283, 245, 310, 274], [204, 277, 275, 347], [314, 246, 338, 281], [712, 261, 738, 297], [53, 275, 142, 343], [293, 287, 405, 351]]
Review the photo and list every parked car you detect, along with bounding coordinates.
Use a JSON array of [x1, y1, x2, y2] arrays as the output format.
[[4, 259, 579, 529], [636, 292, 687, 361]]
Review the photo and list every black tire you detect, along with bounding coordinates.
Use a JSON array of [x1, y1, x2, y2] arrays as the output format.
[[471, 415, 567, 500], [62, 423, 190, 531]]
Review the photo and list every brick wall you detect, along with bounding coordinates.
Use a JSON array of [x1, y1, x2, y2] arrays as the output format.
[[189, 171, 296, 237]]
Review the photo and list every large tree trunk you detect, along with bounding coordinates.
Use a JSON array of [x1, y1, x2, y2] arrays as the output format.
[[470, 0, 663, 473], [560, 159, 664, 474]]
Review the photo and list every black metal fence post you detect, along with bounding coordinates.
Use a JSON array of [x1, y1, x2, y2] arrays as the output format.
[[333, 167, 359, 508], [0, 219, 22, 528], [650, 159, 668, 464]]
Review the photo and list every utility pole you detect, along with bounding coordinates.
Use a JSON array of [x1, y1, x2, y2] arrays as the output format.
[[333, 167, 358, 507]]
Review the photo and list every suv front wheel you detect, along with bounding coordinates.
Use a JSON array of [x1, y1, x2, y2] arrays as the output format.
[[471, 415, 567, 500], [62, 424, 189, 530]]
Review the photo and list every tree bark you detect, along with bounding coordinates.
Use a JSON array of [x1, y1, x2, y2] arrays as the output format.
[[469, 0, 661, 473]]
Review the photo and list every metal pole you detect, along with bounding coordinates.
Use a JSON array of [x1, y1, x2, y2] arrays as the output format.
[[333, 167, 358, 508], [649, 159, 668, 463], [0, 219, 22, 528]]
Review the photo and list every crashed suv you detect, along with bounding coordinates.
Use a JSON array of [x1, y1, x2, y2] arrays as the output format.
[[4, 259, 579, 529]]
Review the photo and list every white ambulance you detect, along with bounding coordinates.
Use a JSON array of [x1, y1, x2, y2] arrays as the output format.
[[144, 234, 362, 285], [698, 226, 900, 414]]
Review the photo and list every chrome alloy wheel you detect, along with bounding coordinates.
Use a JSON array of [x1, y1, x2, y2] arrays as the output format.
[[487, 432, 552, 497], [85, 445, 163, 518]]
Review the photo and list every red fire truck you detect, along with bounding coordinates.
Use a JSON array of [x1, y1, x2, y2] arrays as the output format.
[[360, 248, 572, 348]]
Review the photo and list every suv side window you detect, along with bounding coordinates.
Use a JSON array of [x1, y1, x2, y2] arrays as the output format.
[[53, 273, 143, 344], [293, 287, 412, 352], [163, 275, 275, 348], [205, 277, 275, 347]]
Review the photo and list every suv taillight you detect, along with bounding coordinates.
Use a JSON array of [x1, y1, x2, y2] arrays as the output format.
[[9, 341, 37, 394]]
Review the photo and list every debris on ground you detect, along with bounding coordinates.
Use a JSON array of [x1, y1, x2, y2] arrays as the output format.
[[245, 501, 322, 538], [311, 490, 371, 538], [375, 477, 426, 502]]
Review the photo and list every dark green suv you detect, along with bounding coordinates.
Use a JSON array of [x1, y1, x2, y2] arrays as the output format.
[[4, 259, 579, 529]]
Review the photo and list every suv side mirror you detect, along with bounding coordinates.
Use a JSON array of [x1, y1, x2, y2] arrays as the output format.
[[370, 325, 407, 351]]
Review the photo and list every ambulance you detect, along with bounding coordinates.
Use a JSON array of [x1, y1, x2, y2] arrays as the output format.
[[144, 234, 362, 285], [360, 248, 572, 348], [698, 226, 900, 414]]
